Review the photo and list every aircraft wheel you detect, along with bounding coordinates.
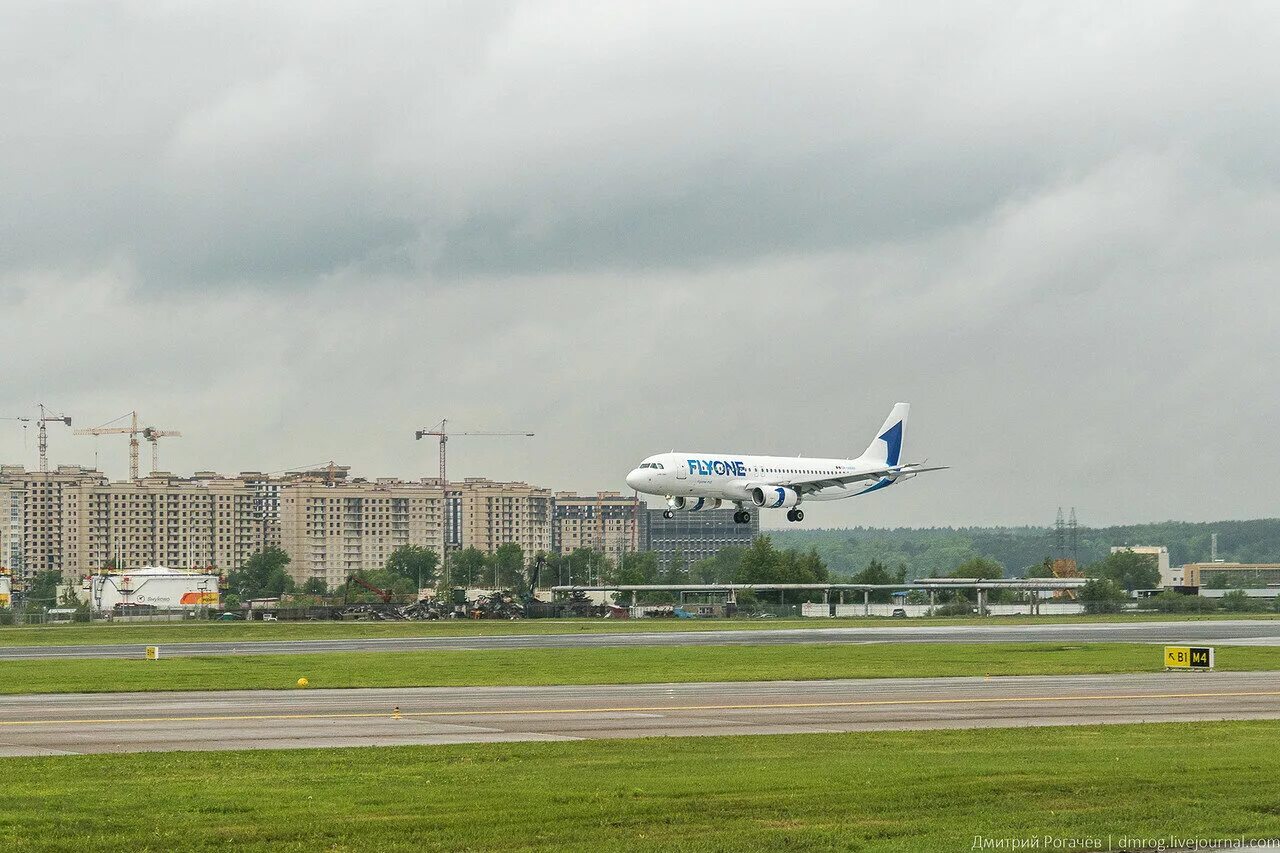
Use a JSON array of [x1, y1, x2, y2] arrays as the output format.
[[786, 509, 797, 522], [794, 509, 804, 522], [663, 510, 674, 519]]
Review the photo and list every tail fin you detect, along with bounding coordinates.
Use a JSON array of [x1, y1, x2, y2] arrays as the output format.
[[859, 403, 909, 466]]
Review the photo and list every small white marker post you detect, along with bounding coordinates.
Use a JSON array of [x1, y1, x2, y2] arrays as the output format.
[[145, 645, 160, 661]]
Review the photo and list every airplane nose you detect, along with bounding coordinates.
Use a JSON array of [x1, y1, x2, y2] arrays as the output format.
[[625, 469, 643, 490]]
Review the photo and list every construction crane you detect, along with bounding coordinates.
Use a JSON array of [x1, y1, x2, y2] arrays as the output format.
[[74, 411, 142, 480], [414, 419, 534, 586], [414, 420, 535, 486], [35, 404, 71, 473], [141, 427, 182, 475]]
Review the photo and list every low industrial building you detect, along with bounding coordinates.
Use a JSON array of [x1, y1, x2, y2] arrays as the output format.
[[1183, 562, 1280, 591]]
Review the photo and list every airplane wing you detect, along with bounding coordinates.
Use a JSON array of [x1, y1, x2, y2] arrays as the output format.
[[766, 463, 950, 495]]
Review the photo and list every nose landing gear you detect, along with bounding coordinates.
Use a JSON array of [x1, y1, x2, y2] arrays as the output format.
[[663, 510, 675, 519], [786, 508, 805, 522]]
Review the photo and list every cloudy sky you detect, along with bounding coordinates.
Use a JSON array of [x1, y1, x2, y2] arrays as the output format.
[[2, 2, 1277, 529]]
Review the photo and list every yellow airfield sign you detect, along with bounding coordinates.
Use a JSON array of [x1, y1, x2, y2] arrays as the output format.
[[1164, 646, 1214, 670]]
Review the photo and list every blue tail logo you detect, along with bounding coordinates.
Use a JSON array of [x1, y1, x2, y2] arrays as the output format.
[[879, 421, 903, 467]]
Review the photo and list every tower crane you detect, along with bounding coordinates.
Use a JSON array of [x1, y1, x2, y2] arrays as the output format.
[[35, 404, 71, 473], [74, 411, 142, 480], [413, 419, 534, 586], [141, 427, 182, 475], [414, 420, 536, 486]]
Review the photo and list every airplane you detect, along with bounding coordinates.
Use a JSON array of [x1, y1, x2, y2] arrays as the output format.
[[624, 403, 946, 523]]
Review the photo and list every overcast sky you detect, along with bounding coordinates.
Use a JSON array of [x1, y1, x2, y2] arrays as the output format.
[[2, 2, 1277, 529]]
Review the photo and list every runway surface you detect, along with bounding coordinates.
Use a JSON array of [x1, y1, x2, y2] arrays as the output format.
[[0, 671, 1277, 756], [2, 619, 1280, 660]]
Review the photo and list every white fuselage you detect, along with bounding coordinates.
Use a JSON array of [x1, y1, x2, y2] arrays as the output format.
[[625, 452, 896, 505]]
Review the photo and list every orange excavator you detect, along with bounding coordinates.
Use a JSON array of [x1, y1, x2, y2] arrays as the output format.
[[343, 575, 393, 604]]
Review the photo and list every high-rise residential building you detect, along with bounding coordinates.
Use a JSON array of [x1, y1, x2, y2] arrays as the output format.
[[0, 464, 447, 589], [278, 476, 445, 589], [553, 491, 643, 562], [1, 473, 22, 576], [643, 507, 759, 573], [0, 466, 263, 580], [0, 465, 106, 579], [449, 478, 553, 562], [80, 472, 263, 575]]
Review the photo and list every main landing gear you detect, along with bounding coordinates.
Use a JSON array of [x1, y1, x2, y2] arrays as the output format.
[[732, 509, 751, 524], [786, 508, 805, 523]]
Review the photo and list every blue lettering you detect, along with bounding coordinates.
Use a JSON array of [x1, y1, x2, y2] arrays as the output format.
[[687, 460, 697, 475], [712, 460, 725, 475], [735, 461, 746, 477]]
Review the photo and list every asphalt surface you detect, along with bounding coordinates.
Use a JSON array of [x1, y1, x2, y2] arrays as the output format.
[[2, 619, 1280, 660], [0, 671, 1277, 756]]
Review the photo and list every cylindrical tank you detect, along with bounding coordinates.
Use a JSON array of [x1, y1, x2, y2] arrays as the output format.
[[85, 567, 220, 613]]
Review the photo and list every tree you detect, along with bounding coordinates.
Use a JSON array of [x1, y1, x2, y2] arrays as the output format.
[[226, 547, 295, 601], [951, 557, 1004, 579], [691, 547, 745, 583], [1218, 589, 1265, 613], [564, 548, 610, 586], [1148, 590, 1200, 613], [616, 551, 659, 586], [451, 548, 488, 588], [1079, 578, 1129, 614], [1024, 558, 1055, 579], [850, 559, 903, 603], [663, 549, 690, 585], [1086, 551, 1160, 591], [385, 545, 439, 590], [25, 570, 62, 611], [299, 577, 328, 596], [731, 536, 830, 604], [491, 543, 525, 588]]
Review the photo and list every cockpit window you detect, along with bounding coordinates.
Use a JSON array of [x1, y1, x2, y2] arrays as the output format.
[[654, 463, 663, 469]]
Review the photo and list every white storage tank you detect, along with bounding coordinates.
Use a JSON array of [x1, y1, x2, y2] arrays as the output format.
[[85, 567, 221, 613]]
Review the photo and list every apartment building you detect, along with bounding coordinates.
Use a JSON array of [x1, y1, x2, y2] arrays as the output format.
[[0, 467, 263, 579], [0, 464, 446, 588], [552, 491, 642, 562], [278, 477, 445, 589], [449, 478, 553, 562], [0, 465, 106, 579]]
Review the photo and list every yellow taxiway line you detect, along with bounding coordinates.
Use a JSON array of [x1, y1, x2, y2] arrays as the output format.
[[0, 689, 1278, 728]]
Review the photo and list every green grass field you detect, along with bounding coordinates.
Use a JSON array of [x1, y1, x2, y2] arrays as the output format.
[[2, 722, 1278, 851], [5, 642, 1278, 694], [1, 611, 1275, 647]]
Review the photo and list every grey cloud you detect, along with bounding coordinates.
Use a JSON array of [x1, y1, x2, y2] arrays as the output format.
[[2, 2, 1279, 528]]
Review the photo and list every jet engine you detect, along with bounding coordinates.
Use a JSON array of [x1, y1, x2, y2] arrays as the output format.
[[751, 486, 799, 509], [667, 496, 722, 511]]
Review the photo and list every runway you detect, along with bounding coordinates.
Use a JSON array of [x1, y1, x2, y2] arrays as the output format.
[[0, 671, 1277, 756], [2, 619, 1280, 660]]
